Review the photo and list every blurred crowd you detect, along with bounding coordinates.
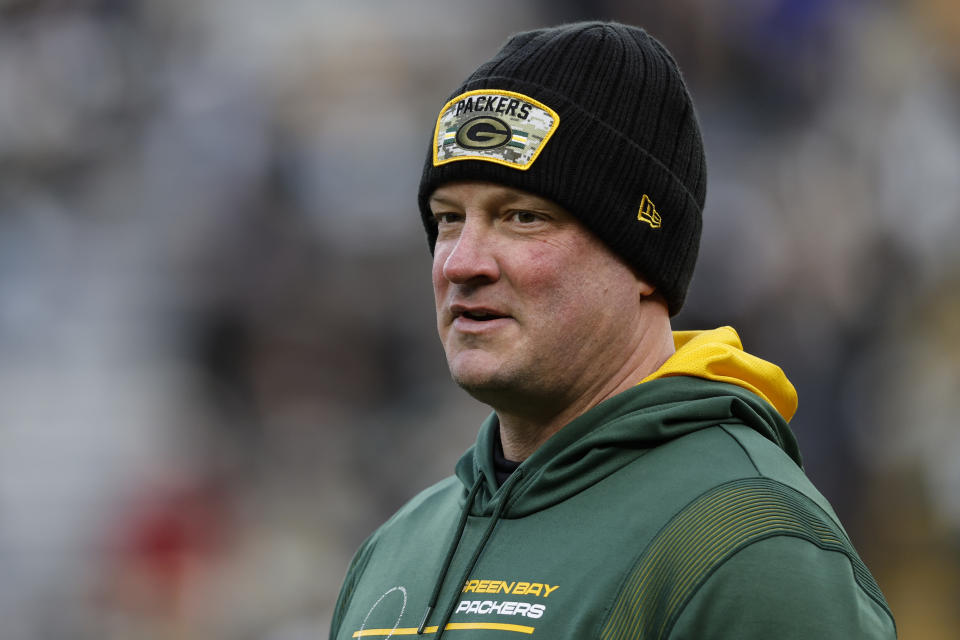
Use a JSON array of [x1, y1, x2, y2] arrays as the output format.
[[1, 0, 958, 638]]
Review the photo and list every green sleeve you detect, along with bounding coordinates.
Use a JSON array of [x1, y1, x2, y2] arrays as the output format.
[[329, 533, 378, 639], [668, 535, 896, 639]]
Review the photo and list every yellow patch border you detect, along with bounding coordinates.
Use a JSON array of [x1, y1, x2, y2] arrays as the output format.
[[431, 89, 560, 171]]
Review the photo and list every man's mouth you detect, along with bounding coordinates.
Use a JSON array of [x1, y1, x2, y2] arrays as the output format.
[[460, 310, 508, 321], [450, 304, 511, 325]]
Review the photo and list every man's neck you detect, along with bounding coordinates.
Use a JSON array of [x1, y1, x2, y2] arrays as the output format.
[[496, 321, 676, 462]]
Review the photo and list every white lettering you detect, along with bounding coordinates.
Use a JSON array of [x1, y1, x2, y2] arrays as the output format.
[[453, 600, 547, 619]]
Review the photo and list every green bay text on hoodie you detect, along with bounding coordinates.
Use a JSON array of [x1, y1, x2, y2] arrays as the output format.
[[331, 331, 896, 639]]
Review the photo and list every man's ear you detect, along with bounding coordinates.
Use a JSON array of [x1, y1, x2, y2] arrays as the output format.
[[637, 276, 656, 299]]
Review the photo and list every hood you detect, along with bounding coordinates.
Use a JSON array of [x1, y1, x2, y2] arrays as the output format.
[[641, 326, 797, 421], [455, 327, 801, 518]]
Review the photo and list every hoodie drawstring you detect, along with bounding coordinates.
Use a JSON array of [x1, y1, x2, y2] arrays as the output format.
[[419, 468, 526, 638], [417, 474, 484, 634]]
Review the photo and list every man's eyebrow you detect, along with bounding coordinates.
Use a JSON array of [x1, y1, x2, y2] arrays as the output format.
[[430, 192, 550, 210], [428, 194, 462, 208]]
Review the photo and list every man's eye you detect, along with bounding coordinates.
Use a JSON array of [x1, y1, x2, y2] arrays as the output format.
[[511, 210, 541, 224], [435, 212, 461, 225]]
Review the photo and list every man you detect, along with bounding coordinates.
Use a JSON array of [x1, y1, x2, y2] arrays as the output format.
[[331, 21, 896, 639]]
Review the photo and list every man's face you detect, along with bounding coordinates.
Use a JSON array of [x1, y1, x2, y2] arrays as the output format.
[[430, 181, 651, 416]]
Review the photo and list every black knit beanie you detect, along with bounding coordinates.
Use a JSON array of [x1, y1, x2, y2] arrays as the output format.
[[417, 21, 706, 315]]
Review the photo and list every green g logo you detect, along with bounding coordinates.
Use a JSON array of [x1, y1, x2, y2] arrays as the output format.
[[456, 116, 511, 150]]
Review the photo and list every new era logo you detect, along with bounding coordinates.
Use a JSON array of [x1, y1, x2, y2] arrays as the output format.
[[638, 194, 661, 229]]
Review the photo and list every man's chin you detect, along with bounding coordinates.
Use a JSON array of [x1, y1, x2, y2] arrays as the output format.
[[452, 368, 556, 419], [448, 360, 513, 400], [450, 367, 506, 394]]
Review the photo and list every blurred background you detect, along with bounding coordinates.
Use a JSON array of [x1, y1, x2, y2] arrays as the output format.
[[0, 0, 958, 638]]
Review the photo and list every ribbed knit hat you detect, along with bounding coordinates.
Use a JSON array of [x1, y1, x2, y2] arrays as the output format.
[[418, 21, 706, 315]]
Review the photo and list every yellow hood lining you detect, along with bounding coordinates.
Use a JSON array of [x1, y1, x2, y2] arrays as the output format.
[[640, 326, 798, 422]]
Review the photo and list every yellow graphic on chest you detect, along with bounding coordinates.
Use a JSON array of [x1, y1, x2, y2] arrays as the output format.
[[462, 578, 560, 598], [432, 89, 559, 170]]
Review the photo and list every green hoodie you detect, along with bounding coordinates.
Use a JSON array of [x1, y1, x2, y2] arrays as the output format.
[[331, 328, 895, 639]]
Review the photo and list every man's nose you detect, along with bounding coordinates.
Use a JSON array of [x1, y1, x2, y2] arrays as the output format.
[[441, 220, 500, 285]]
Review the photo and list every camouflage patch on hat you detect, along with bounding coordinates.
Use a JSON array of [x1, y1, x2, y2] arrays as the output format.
[[432, 90, 559, 171]]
